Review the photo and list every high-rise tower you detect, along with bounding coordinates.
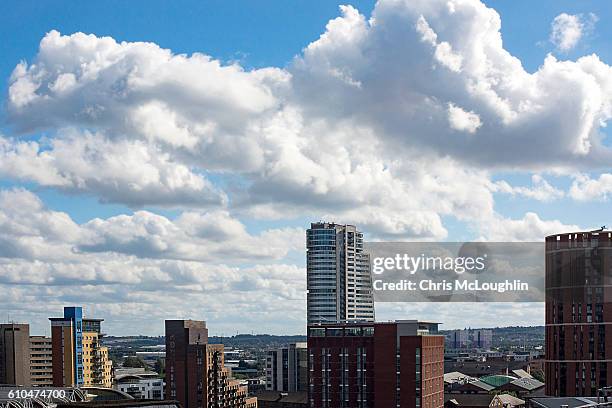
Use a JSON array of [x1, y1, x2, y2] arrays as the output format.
[[306, 222, 374, 324], [0, 323, 31, 386], [545, 230, 612, 396], [49, 306, 112, 387]]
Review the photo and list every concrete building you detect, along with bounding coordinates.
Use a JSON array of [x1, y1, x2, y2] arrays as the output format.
[[49, 306, 112, 388], [164, 320, 256, 408], [448, 329, 493, 350], [30, 335, 53, 387], [265, 342, 307, 392], [306, 222, 374, 324], [0, 323, 31, 386], [307, 320, 444, 408], [545, 231, 612, 397]]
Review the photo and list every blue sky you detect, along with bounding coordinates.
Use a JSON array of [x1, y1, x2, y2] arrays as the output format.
[[0, 0, 611, 335]]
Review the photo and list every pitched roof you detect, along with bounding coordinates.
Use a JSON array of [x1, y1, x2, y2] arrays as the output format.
[[457, 380, 495, 392], [493, 394, 525, 407], [480, 375, 517, 387], [508, 377, 545, 391], [445, 393, 494, 407], [530, 397, 600, 408], [511, 369, 533, 379]]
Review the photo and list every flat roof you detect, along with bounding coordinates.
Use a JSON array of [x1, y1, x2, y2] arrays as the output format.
[[546, 230, 612, 239]]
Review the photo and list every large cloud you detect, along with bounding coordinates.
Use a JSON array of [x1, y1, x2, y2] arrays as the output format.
[[5, 0, 611, 225], [292, 2, 612, 168], [0, 133, 227, 207]]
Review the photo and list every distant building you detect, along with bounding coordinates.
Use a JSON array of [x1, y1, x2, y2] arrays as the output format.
[[266, 342, 307, 392], [444, 360, 533, 379], [308, 320, 444, 408], [49, 306, 113, 387], [164, 320, 256, 408], [448, 329, 492, 350], [115, 368, 164, 400], [306, 222, 374, 324], [0, 323, 31, 386], [545, 231, 612, 396], [30, 335, 53, 387]]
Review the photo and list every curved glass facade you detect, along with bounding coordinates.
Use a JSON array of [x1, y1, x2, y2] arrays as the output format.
[[307, 223, 374, 324]]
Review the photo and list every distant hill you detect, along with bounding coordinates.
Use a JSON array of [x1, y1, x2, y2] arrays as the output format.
[[209, 334, 307, 347], [105, 326, 543, 349]]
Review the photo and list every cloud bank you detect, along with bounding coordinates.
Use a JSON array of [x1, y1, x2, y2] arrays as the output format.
[[1, 0, 610, 333]]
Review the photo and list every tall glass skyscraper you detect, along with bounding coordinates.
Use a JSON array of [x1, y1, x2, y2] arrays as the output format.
[[306, 222, 375, 324]]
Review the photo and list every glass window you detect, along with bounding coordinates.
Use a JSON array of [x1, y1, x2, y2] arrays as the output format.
[[310, 328, 325, 337], [346, 327, 362, 336], [327, 328, 344, 337], [362, 327, 374, 336]]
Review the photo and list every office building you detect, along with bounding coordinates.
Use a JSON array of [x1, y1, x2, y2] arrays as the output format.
[[266, 342, 307, 392], [307, 222, 374, 324], [448, 329, 492, 349], [308, 320, 444, 408], [165, 320, 257, 408], [30, 335, 53, 387], [0, 323, 31, 386], [49, 306, 112, 387], [545, 231, 612, 396]]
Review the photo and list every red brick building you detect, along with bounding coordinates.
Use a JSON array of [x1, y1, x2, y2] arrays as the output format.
[[165, 320, 256, 408], [307, 320, 444, 408], [545, 231, 612, 396]]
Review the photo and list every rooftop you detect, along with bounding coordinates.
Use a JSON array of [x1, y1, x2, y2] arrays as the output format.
[[530, 397, 605, 408]]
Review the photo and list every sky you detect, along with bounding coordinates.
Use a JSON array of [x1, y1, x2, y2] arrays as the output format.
[[0, 0, 611, 336]]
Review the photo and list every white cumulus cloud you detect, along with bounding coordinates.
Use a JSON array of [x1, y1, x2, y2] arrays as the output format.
[[550, 13, 598, 52]]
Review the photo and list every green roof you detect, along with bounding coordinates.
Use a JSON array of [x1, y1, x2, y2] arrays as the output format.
[[480, 374, 517, 387]]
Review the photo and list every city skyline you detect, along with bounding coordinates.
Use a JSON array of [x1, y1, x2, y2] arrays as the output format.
[[1, 0, 612, 335]]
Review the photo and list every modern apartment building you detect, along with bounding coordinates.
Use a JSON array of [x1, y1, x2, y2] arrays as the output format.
[[165, 320, 257, 408], [115, 368, 165, 400], [29, 335, 53, 387], [265, 342, 307, 392], [0, 323, 31, 386], [545, 230, 612, 396], [306, 222, 374, 324], [49, 306, 112, 387], [307, 320, 444, 408]]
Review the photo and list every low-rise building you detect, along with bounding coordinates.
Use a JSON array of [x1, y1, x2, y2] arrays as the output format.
[[115, 368, 164, 400]]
